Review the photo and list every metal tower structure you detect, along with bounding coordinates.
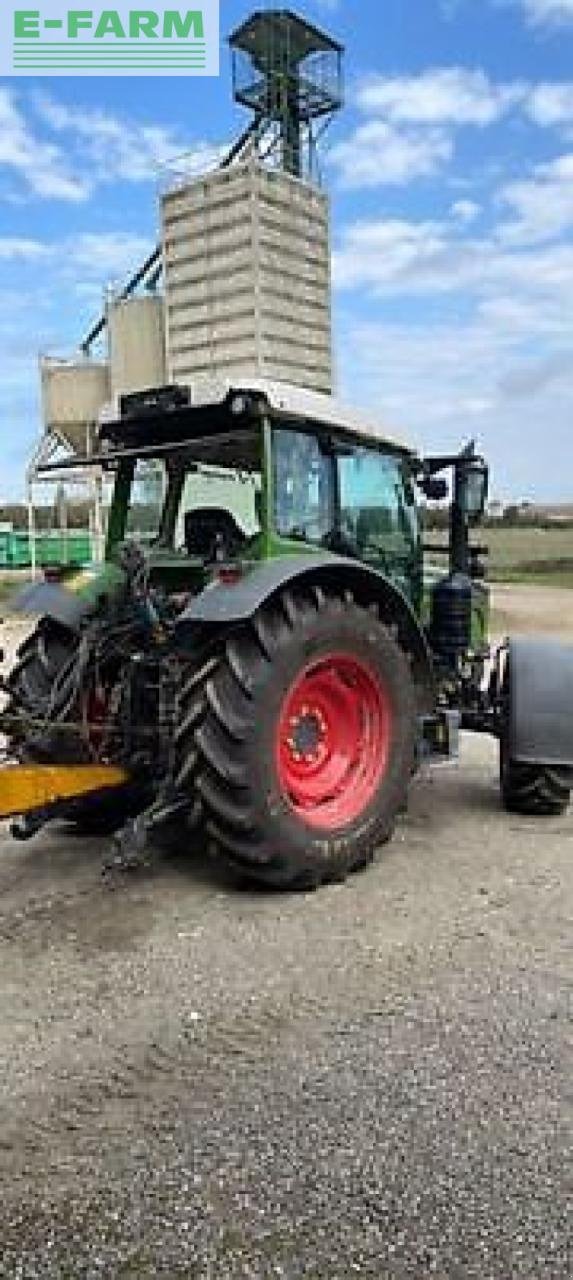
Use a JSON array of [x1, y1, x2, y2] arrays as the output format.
[[80, 8, 344, 354], [230, 9, 344, 179]]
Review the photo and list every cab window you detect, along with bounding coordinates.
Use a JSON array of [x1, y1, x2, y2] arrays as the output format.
[[273, 428, 335, 544], [337, 449, 418, 558], [125, 460, 166, 543], [178, 466, 261, 543]]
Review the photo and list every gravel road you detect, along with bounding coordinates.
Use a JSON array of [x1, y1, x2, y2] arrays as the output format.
[[0, 587, 571, 1278]]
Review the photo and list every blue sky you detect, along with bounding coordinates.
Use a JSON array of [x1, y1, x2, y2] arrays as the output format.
[[1, 0, 573, 498]]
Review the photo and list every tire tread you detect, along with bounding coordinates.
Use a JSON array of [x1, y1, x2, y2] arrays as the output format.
[[175, 588, 417, 889]]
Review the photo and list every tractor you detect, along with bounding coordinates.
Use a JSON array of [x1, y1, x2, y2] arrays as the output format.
[[1, 379, 573, 889]]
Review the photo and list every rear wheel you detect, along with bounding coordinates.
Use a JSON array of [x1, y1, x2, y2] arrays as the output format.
[[176, 588, 417, 888], [499, 663, 572, 817]]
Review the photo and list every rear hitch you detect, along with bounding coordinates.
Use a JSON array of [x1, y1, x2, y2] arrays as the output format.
[[103, 795, 193, 876], [104, 814, 151, 875]]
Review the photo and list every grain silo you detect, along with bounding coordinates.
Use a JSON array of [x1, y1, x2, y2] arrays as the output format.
[[157, 10, 343, 395], [40, 357, 110, 454], [162, 160, 332, 393], [108, 294, 166, 400]]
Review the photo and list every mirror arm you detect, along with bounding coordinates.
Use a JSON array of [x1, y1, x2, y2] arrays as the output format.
[[419, 441, 482, 478]]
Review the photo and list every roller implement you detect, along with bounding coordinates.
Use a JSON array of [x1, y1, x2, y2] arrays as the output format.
[[2, 380, 573, 888]]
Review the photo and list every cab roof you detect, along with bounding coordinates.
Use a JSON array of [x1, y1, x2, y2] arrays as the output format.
[[39, 379, 416, 475], [185, 378, 415, 457]]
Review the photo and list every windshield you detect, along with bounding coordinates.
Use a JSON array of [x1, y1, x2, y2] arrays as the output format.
[[273, 427, 419, 565], [337, 448, 418, 560]]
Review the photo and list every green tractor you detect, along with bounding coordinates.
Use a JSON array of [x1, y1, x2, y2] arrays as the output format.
[[2, 381, 573, 888]]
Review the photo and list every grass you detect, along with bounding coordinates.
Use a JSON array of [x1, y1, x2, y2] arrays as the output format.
[[485, 527, 573, 587], [492, 566, 573, 589], [428, 526, 573, 588]]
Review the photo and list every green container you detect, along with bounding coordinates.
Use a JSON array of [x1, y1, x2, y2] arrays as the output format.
[[36, 533, 92, 568], [0, 531, 93, 570], [0, 532, 11, 569], [10, 534, 31, 568]]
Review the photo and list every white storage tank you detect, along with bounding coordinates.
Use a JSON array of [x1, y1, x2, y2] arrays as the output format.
[[161, 160, 332, 394], [40, 357, 110, 452], [108, 294, 166, 399]]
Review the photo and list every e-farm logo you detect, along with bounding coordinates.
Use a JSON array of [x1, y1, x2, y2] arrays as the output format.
[[1, 1, 219, 75]]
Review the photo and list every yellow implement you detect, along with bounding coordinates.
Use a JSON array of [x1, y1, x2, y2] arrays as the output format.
[[0, 764, 129, 819]]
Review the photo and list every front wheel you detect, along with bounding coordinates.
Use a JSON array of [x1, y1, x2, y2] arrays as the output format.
[[177, 588, 418, 889], [499, 661, 572, 817], [500, 749, 572, 817]]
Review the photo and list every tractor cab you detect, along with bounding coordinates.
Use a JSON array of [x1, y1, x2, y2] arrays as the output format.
[[96, 379, 423, 609]]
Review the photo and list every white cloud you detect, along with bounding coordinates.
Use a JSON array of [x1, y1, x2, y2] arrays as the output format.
[[321, 67, 573, 194], [0, 230, 150, 289], [518, 0, 573, 24], [334, 207, 573, 301], [526, 82, 573, 138], [329, 120, 452, 188], [0, 238, 48, 260], [67, 232, 153, 280], [0, 88, 221, 204], [497, 350, 572, 397], [333, 219, 452, 290], [528, 82, 573, 125], [355, 68, 524, 126], [0, 87, 88, 202], [331, 68, 528, 192], [35, 95, 222, 187], [451, 199, 481, 224], [332, 184, 573, 498], [500, 152, 573, 243], [337, 310, 573, 497]]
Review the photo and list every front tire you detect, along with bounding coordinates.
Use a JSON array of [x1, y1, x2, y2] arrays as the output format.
[[499, 662, 572, 817], [500, 751, 572, 816], [177, 588, 417, 889]]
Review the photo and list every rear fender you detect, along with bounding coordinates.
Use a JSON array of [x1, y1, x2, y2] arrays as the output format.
[[506, 636, 573, 766], [8, 581, 92, 632], [7, 564, 126, 633], [176, 553, 435, 710]]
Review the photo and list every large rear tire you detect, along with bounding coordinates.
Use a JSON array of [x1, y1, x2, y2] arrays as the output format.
[[499, 662, 572, 817], [176, 588, 417, 889]]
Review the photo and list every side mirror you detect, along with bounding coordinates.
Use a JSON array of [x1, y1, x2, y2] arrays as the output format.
[[419, 476, 449, 502], [459, 462, 489, 525]]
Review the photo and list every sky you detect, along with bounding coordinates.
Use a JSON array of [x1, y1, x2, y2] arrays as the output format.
[[1, 0, 573, 499]]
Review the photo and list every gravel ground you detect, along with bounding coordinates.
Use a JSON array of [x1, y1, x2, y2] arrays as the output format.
[[0, 588, 571, 1279]]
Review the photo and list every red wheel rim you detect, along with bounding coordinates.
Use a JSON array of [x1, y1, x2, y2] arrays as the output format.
[[276, 652, 393, 831]]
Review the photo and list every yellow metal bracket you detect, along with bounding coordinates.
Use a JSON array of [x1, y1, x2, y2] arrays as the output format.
[[0, 764, 129, 820]]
